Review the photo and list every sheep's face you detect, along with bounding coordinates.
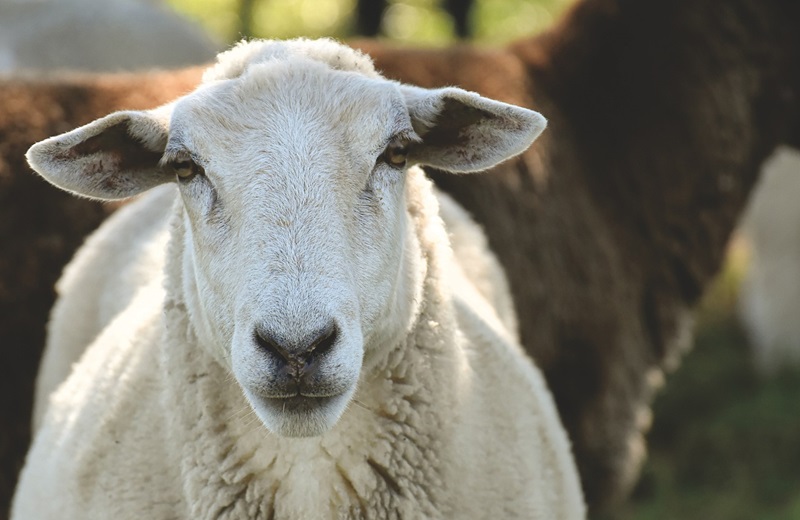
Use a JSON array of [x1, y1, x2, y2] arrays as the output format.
[[166, 63, 419, 437], [26, 39, 546, 438]]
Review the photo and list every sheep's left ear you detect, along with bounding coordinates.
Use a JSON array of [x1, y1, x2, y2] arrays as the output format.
[[401, 85, 546, 173], [26, 106, 172, 200]]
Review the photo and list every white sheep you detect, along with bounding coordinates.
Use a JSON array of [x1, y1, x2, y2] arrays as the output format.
[[739, 146, 800, 375], [13, 39, 585, 519], [0, 0, 218, 73]]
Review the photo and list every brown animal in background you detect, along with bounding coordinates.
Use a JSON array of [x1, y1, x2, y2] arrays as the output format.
[[361, 0, 799, 506], [2, 0, 799, 515]]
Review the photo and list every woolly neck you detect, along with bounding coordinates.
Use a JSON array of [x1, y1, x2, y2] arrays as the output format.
[[157, 167, 465, 518]]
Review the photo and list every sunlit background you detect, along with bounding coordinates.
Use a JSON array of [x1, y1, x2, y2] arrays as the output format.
[[156, 2, 800, 519], [167, 0, 572, 45]]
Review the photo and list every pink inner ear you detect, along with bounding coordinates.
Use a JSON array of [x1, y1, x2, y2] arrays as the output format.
[[52, 121, 163, 173]]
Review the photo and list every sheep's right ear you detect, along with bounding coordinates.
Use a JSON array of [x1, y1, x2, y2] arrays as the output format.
[[401, 85, 546, 173], [26, 107, 172, 200]]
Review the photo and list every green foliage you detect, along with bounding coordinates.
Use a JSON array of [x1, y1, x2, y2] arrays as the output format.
[[169, 0, 241, 43], [165, 0, 573, 44], [472, 0, 569, 43]]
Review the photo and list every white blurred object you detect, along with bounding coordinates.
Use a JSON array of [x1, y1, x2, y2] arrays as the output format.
[[0, 0, 219, 73], [739, 146, 800, 375]]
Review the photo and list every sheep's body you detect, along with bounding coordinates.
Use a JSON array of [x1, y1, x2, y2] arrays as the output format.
[[739, 147, 800, 375], [18, 171, 583, 519], [14, 40, 584, 518], [32, 184, 174, 430], [0, 0, 218, 73], [437, 191, 519, 337]]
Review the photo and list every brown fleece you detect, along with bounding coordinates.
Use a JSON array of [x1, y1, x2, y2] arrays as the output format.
[[365, 0, 800, 507]]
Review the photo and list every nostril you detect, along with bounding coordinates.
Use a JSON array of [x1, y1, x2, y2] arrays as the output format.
[[309, 323, 338, 359], [253, 329, 292, 365], [253, 322, 339, 368]]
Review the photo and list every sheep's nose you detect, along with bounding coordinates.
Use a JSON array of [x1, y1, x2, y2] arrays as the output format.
[[253, 323, 338, 382]]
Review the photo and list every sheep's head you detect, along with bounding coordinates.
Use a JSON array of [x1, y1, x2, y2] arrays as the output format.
[[26, 39, 546, 437]]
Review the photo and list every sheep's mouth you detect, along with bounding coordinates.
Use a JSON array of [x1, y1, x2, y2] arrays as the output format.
[[241, 383, 355, 437], [245, 389, 353, 437], [260, 394, 339, 413]]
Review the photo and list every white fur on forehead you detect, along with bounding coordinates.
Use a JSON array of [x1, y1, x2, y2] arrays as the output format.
[[202, 38, 381, 83]]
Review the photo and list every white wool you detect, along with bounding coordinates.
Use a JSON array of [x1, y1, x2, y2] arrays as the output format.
[[437, 191, 518, 337], [739, 146, 800, 375], [32, 184, 175, 430], [202, 37, 382, 84], [14, 39, 584, 519]]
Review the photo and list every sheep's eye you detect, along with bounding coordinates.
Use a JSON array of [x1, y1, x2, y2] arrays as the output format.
[[171, 159, 203, 182], [380, 138, 410, 168]]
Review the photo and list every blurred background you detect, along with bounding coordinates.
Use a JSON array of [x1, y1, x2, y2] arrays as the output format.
[[6, 0, 800, 517], [159, 0, 800, 518], [166, 0, 572, 45]]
